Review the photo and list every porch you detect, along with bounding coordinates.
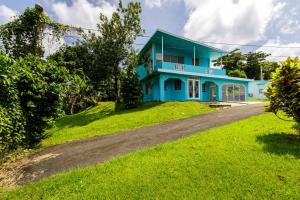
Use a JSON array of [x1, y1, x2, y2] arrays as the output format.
[[143, 74, 248, 102]]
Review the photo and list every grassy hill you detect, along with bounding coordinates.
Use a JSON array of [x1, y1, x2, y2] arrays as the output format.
[[42, 101, 215, 147], [2, 113, 300, 199]]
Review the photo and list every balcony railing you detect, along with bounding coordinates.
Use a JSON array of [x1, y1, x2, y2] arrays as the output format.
[[156, 62, 226, 76]]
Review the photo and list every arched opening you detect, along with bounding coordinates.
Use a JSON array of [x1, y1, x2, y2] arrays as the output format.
[[202, 81, 218, 101], [164, 78, 185, 101], [222, 83, 245, 102]]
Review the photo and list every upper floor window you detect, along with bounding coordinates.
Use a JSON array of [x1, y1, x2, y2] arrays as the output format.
[[193, 58, 199, 66], [156, 53, 184, 64]]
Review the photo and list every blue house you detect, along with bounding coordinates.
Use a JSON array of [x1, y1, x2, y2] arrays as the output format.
[[248, 80, 269, 99], [136, 29, 253, 102]]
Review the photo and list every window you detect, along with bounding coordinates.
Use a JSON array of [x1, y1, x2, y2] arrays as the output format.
[[202, 83, 206, 92], [259, 89, 264, 94], [193, 58, 199, 66], [156, 53, 184, 64], [175, 80, 181, 90], [146, 82, 151, 95]]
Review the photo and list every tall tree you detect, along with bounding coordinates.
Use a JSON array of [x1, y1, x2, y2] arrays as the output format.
[[0, 4, 68, 58], [121, 51, 143, 109], [95, 0, 144, 107], [262, 61, 280, 80], [213, 49, 245, 71], [244, 51, 270, 80]]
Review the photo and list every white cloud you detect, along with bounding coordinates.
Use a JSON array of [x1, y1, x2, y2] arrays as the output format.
[[183, 0, 285, 50], [145, 0, 162, 8], [51, 0, 115, 29], [256, 38, 300, 61], [0, 5, 18, 24], [280, 19, 300, 34], [144, 0, 179, 8]]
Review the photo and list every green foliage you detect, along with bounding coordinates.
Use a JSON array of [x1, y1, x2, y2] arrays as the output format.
[[64, 69, 97, 114], [263, 61, 280, 80], [213, 49, 275, 80], [266, 57, 300, 128], [0, 52, 25, 157], [14, 55, 67, 147], [244, 51, 270, 80], [0, 5, 68, 58], [93, 0, 144, 105], [121, 52, 143, 109], [213, 49, 245, 71], [48, 44, 115, 101], [227, 69, 247, 78], [0, 50, 97, 156]]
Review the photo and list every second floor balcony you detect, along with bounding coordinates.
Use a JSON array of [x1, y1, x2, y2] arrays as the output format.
[[155, 61, 226, 76]]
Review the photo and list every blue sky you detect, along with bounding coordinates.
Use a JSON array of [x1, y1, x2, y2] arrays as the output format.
[[1, 0, 300, 60]]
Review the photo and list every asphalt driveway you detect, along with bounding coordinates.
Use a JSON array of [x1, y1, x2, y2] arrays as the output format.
[[16, 103, 266, 185]]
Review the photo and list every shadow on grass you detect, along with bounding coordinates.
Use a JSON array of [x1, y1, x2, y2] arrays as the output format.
[[257, 133, 300, 158], [53, 101, 165, 130]]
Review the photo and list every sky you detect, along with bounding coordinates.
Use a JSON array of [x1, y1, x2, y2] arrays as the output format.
[[1, 0, 300, 61]]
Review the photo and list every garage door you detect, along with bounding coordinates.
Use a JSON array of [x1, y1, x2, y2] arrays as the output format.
[[222, 84, 245, 102]]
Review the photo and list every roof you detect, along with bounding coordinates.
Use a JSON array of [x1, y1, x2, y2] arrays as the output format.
[[139, 29, 228, 60]]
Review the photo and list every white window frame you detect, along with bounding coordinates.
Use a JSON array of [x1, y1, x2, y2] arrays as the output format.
[[187, 79, 200, 99]]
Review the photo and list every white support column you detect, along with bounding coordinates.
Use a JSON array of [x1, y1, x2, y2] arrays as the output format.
[[193, 46, 196, 66], [161, 35, 164, 62], [220, 52, 223, 68]]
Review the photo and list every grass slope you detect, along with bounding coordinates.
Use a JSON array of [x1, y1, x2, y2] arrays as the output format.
[[42, 101, 214, 147], [3, 113, 300, 199]]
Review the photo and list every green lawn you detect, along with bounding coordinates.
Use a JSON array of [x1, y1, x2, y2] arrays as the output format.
[[3, 113, 300, 199], [248, 97, 269, 102], [42, 101, 214, 147]]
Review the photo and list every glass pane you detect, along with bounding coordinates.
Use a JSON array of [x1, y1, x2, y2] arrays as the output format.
[[194, 81, 199, 98], [240, 85, 245, 101], [234, 85, 240, 101], [156, 53, 162, 63], [178, 56, 184, 64], [189, 80, 193, 98], [222, 84, 227, 101], [171, 55, 177, 63], [227, 85, 234, 101]]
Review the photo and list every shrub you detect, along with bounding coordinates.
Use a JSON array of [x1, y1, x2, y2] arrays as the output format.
[[265, 57, 300, 133], [0, 52, 25, 157], [228, 69, 247, 78], [64, 70, 98, 114], [14, 55, 68, 147], [121, 54, 143, 109]]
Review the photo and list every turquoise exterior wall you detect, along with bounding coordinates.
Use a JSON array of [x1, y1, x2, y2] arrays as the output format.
[[141, 72, 249, 102]]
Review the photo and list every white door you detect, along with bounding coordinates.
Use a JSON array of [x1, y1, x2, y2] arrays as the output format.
[[188, 79, 200, 99]]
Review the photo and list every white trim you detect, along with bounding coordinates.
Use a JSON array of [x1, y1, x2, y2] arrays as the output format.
[[157, 68, 254, 82]]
